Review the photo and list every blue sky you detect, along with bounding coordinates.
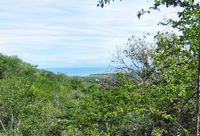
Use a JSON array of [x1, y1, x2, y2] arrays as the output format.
[[0, 0, 178, 68]]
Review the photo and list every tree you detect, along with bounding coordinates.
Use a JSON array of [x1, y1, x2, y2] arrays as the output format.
[[152, 32, 197, 135], [112, 35, 154, 84], [99, 0, 200, 134], [143, 1, 200, 135]]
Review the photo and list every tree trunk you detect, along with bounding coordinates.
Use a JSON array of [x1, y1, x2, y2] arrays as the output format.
[[197, 50, 200, 136]]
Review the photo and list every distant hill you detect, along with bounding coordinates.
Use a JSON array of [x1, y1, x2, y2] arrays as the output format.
[[80, 73, 116, 83], [45, 67, 110, 76]]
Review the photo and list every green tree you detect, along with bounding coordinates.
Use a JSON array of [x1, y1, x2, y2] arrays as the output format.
[[143, 1, 200, 135], [99, 0, 200, 135]]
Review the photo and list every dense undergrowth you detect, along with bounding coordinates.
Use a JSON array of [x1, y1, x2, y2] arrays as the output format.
[[0, 32, 198, 135]]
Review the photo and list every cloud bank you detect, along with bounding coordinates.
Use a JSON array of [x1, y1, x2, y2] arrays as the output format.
[[0, 0, 179, 68]]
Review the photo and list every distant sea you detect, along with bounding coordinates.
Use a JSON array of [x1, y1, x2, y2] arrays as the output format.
[[45, 67, 109, 76]]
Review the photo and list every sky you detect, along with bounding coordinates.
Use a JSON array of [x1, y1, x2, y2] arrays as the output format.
[[0, 0, 179, 68]]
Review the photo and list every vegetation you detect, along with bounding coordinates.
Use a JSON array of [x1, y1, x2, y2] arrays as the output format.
[[0, 0, 199, 135]]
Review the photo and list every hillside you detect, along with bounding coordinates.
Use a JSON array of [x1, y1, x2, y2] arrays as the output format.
[[0, 54, 100, 135]]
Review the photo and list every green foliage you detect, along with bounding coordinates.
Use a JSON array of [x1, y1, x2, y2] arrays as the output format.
[[97, 0, 199, 134], [0, 54, 87, 135], [97, 0, 122, 8], [0, 0, 199, 135], [0, 32, 198, 135]]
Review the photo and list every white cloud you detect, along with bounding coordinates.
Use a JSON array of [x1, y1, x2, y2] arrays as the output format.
[[0, 0, 180, 68]]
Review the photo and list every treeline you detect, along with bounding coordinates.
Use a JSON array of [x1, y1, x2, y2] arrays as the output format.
[[0, 32, 198, 135]]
